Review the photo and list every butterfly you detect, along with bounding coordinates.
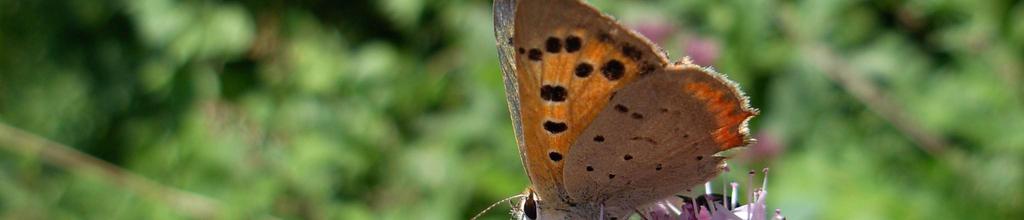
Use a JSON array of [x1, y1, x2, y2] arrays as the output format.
[[493, 0, 757, 219]]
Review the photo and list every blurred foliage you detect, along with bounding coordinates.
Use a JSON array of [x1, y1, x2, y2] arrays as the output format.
[[0, 0, 1022, 219]]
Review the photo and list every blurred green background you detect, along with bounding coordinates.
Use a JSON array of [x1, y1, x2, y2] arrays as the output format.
[[1, 0, 1023, 219]]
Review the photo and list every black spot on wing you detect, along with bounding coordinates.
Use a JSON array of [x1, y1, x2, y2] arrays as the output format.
[[540, 85, 567, 102], [574, 62, 593, 77], [601, 59, 625, 80], [545, 37, 562, 53], [599, 32, 613, 42], [543, 121, 568, 134], [639, 63, 657, 75], [549, 151, 563, 162], [565, 35, 582, 52], [614, 104, 629, 113], [528, 48, 542, 61], [621, 44, 643, 61], [630, 136, 658, 145]]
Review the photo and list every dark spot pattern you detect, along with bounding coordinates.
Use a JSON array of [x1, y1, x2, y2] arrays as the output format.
[[528, 49, 542, 61], [543, 121, 568, 134], [614, 104, 628, 113], [631, 113, 643, 119], [656, 164, 663, 171], [549, 151, 563, 162], [545, 37, 562, 53], [518, 47, 525, 54], [660, 108, 669, 113], [586, 166, 594, 172], [540, 85, 567, 102], [565, 35, 582, 52], [639, 63, 656, 75], [599, 32, 613, 42], [623, 154, 633, 160], [621, 45, 643, 61], [574, 62, 593, 77], [696, 156, 704, 161], [593, 135, 605, 142], [601, 59, 625, 80], [608, 174, 616, 179], [630, 136, 658, 145]]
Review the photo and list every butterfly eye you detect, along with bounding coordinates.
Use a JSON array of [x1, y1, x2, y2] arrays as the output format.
[[522, 193, 537, 219]]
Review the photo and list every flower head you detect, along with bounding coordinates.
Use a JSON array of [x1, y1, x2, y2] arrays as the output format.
[[639, 168, 784, 220]]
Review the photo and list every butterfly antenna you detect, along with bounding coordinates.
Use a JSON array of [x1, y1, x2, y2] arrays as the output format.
[[471, 194, 527, 220]]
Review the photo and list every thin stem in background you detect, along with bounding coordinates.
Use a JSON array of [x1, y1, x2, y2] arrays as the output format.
[[776, 5, 950, 157], [0, 123, 222, 219]]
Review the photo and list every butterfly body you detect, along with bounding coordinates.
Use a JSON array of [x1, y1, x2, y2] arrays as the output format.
[[493, 0, 756, 219]]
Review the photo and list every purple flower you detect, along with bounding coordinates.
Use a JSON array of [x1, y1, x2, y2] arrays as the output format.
[[638, 168, 785, 220], [740, 131, 786, 163], [684, 37, 721, 66]]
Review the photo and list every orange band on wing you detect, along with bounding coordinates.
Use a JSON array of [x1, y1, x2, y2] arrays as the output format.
[[684, 81, 754, 150]]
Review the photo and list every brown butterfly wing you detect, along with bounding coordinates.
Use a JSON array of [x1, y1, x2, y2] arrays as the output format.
[[562, 63, 756, 212], [508, 0, 670, 206]]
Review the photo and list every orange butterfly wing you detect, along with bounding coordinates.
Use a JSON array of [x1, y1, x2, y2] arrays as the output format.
[[498, 0, 670, 207]]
